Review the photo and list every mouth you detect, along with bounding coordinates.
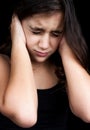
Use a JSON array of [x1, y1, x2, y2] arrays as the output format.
[[34, 50, 49, 57]]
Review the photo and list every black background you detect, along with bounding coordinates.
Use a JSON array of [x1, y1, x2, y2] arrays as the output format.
[[74, 0, 90, 48]]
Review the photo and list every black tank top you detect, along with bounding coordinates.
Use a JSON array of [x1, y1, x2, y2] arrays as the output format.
[[0, 84, 90, 129]]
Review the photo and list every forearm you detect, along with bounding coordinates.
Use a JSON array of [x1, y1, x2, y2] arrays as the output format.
[[2, 43, 37, 127], [61, 50, 90, 122], [0, 15, 38, 127]]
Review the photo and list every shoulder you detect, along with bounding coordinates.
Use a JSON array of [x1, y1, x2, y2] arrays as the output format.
[[0, 54, 10, 112], [0, 54, 10, 80], [0, 54, 10, 64], [0, 54, 10, 67]]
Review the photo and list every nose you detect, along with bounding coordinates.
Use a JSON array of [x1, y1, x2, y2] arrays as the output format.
[[39, 34, 50, 50]]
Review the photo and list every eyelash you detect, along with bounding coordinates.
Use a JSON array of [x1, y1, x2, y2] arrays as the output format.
[[32, 31, 41, 34], [32, 31, 62, 37], [51, 33, 61, 37]]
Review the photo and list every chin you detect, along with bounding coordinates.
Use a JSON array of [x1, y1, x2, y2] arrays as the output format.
[[36, 59, 47, 63], [32, 57, 49, 63]]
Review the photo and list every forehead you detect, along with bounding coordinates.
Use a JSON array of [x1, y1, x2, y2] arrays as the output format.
[[23, 12, 64, 30]]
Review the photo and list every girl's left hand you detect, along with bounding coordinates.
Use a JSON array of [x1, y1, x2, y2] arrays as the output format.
[[59, 36, 68, 56], [59, 36, 75, 60]]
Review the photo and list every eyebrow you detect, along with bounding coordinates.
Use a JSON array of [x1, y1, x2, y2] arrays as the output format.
[[29, 26, 44, 31]]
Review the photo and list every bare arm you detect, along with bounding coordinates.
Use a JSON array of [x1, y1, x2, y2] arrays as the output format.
[[59, 37, 90, 123], [0, 16, 37, 128]]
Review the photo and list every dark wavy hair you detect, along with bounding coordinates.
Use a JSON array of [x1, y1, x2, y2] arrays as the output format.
[[0, 0, 89, 85]]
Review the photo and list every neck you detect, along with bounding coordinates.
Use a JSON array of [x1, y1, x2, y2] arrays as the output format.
[[31, 61, 58, 90], [32, 60, 51, 70]]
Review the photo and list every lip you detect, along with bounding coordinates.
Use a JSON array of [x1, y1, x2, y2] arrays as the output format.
[[34, 50, 48, 57]]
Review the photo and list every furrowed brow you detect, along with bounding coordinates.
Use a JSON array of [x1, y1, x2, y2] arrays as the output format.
[[29, 25, 44, 31]]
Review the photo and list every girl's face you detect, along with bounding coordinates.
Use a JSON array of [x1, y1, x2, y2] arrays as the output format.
[[22, 12, 64, 63]]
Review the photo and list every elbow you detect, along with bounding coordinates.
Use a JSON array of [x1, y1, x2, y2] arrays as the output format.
[[2, 89, 38, 127], [70, 105, 90, 123], [13, 110, 37, 128], [1, 89, 38, 127], [1, 103, 37, 128], [80, 110, 90, 123]]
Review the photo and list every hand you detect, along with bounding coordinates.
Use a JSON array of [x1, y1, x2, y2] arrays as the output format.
[[59, 36, 68, 55], [10, 14, 26, 45], [59, 36, 74, 59]]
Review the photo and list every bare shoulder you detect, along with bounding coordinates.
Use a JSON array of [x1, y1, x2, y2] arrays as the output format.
[[0, 54, 10, 111], [0, 54, 10, 83], [0, 54, 10, 68]]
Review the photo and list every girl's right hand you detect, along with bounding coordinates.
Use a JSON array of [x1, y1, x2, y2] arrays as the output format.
[[10, 14, 26, 45]]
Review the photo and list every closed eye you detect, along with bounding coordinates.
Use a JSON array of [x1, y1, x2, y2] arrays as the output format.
[[51, 30, 63, 37], [32, 31, 42, 34], [29, 26, 44, 35]]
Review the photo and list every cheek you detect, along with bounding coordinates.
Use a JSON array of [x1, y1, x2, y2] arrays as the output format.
[[26, 35, 39, 48], [53, 44, 59, 51], [51, 40, 59, 50]]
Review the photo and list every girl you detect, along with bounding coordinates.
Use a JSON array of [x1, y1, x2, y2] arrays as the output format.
[[0, 0, 90, 129]]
